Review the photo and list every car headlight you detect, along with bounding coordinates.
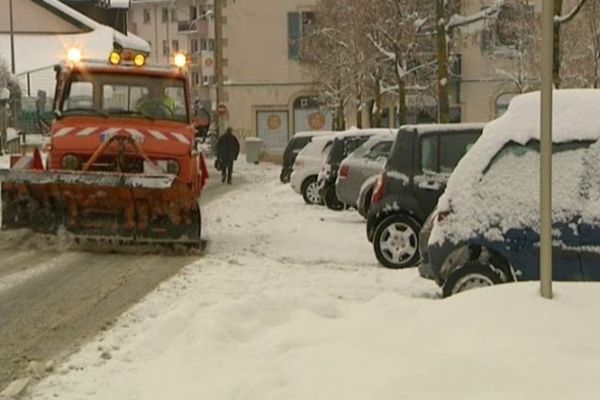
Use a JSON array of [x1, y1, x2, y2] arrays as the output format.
[[166, 160, 180, 175], [61, 154, 81, 170]]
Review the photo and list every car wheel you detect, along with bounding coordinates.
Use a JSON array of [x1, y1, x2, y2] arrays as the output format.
[[358, 188, 373, 219], [373, 214, 421, 269], [280, 169, 291, 184], [302, 176, 322, 205], [323, 185, 345, 211], [442, 262, 507, 298]]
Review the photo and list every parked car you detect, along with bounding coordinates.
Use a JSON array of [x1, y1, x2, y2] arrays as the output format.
[[335, 135, 394, 217], [280, 131, 334, 183], [290, 135, 335, 205], [421, 90, 600, 297], [367, 123, 485, 269], [318, 128, 394, 211]]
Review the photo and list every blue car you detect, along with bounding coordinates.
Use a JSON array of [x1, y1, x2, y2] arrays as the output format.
[[420, 89, 600, 297]]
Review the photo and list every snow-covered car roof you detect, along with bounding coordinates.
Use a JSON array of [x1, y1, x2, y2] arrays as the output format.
[[431, 89, 600, 245], [333, 127, 394, 139], [292, 131, 336, 139], [401, 123, 486, 135]]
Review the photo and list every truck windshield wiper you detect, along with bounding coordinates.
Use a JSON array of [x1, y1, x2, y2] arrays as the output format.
[[62, 108, 108, 118]]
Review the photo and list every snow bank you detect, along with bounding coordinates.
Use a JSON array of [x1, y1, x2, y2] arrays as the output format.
[[21, 160, 600, 400]]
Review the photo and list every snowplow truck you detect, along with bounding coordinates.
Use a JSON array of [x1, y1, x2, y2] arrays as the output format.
[[1, 51, 209, 246]]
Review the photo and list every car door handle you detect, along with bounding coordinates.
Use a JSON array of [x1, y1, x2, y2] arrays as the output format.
[[418, 181, 442, 191]]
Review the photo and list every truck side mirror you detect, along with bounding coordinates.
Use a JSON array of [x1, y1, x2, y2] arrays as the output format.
[[35, 90, 47, 113], [193, 107, 211, 141]]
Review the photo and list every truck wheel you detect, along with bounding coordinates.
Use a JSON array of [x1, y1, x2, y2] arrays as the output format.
[[373, 214, 421, 269], [442, 262, 508, 298], [302, 176, 321, 205], [323, 185, 345, 211]]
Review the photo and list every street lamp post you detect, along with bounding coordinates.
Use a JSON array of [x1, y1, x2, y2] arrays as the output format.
[[540, 0, 554, 299], [9, 0, 16, 74]]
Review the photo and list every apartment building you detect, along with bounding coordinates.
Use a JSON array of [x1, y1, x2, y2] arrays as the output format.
[[128, 0, 216, 110], [218, 0, 334, 154]]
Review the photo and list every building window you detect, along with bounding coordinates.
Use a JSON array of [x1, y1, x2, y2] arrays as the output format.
[[202, 75, 209, 86], [200, 39, 208, 51], [172, 40, 179, 52], [163, 40, 169, 56], [208, 39, 215, 51], [190, 39, 199, 53], [171, 9, 177, 22], [161, 8, 169, 23], [288, 11, 316, 60], [190, 5, 198, 21], [192, 72, 200, 86], [143, 8, 151, 24]]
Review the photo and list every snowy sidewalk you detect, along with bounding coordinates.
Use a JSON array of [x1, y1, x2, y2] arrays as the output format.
[[22, 161, 600, 400]]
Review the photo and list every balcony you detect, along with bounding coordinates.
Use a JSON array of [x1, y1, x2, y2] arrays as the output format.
[[178, 20, 197, 33]]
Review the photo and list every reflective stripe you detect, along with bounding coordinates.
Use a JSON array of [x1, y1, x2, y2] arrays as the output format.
[[100, 127, 121, 136], [53, 127, 75, 137], [125, 128, 145, 142], [75, 127, 98, 136], [170, 132, 190, 145], [148, 130, 168, 141]]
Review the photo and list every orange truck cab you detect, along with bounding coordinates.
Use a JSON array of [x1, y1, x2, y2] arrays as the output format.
[[1, 52, 209, 246]]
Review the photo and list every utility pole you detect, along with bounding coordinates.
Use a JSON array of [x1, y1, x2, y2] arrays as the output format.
[[214, 0, 224, 134], [540, 0, 554, 299], [9, 0, 16, 74]]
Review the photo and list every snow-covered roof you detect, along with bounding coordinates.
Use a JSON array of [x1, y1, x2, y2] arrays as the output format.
[[43, 0, 151, 53], [402, 123, 486, 135], [333, 127, 395, 139], [293, 131, 336, 139]]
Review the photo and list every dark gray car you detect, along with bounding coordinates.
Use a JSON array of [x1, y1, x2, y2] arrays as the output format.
[[335, 135, 394, 217], [366, 124, 485, 269]]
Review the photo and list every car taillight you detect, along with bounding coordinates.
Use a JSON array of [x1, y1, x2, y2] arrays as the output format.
[[371, 173, 385, 204], [339, 165, 350, 178], [436, 210, 451, 223]]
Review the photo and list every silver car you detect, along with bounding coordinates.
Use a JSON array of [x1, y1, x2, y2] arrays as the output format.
[[335, 135, 394, 216]]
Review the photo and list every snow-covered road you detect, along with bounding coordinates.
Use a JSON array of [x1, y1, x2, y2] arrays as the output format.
[[20, 161, 600, 400]]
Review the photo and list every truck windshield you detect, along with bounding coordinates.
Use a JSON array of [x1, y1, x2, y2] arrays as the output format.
[[62, 72, 188, 123]]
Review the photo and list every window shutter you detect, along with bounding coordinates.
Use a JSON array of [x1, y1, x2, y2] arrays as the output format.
[[288, 12, 301, 60]]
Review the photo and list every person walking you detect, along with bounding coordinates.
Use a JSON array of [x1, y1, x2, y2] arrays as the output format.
[[216, 127, 240, 184]]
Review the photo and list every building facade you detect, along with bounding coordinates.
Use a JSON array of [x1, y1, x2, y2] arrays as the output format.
[[128, 0, 216, 111], [218, 0, 333, 154]]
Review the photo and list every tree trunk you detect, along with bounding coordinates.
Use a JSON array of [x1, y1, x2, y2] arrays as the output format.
[[371, 75, 383, 128], [553, 0, 563, 88], [397, 78, 407, 126], [436, 0, 450, 123], [356, 83, 363, 128]]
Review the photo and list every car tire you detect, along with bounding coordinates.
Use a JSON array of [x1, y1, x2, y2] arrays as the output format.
[[373, 214, 421, 269], [442, 262, 507, 298], [358, 187, 373, 219], [280, 169, 291, 184], [301, 176, 322, 205], [323, 185, 346, 211]]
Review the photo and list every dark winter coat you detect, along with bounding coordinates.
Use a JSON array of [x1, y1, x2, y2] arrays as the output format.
[[217, 131, 241, 162]]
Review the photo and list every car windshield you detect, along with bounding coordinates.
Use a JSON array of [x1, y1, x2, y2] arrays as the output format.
[[62, 72, 188, 123]]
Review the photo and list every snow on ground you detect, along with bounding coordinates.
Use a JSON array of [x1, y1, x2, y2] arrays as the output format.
[[21, 161, 600, 400]]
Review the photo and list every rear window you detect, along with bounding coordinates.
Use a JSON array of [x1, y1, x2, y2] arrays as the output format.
[[364, 140, 393, 161], [419, 132, 480, 174]]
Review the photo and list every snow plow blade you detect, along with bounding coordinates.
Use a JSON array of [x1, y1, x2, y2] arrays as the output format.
[[0, 169, 202, 246]]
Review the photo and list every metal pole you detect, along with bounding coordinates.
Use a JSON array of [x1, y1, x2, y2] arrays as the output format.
[[540, 0, 554, 299], [9, 0, 16, 74], [214, 0, 223, 134]]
